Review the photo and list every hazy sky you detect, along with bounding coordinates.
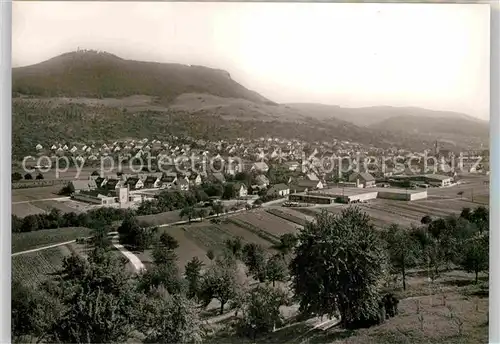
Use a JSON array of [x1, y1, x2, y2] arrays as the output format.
[[13, 2, 490, 119]]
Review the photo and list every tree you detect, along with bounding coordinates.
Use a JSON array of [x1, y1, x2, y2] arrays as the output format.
[[91, 226, 112, 250], [206, 249, 215, 261], [184, 257, 204, 299], [383, 224, 419, 290], [470, 206, 489, 233], [24, 173, 33, 180], [196, 208, 207, 221], [222, 183, 237, 200], [159, 232, 179, 250], [48, 249, 140, 343], [458, 232, 489, 284], [138, 292, 203, 344], [118, 216, 157, 251], [180, 206, 196, 223], [225, 237, 244, 259], [457, 191, 464, 199], [240, 285, 289, 339], [152, 244, 178, 265], [266, 254, 288, 287], [139, 250, 184, 295], [421, 215, 432, 225], [242, 243, 267, 282], [276, 233, 298, 255], [212, 202, 224, 217], [460, 207, 472, 221], [11, 281, 64, 343], [290, 208, 386, 328], [36, 173, 44, 180], [199, 257, 238, 315], [12, 172, 23, 182]]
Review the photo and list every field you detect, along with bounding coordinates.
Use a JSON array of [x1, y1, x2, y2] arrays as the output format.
[[12, 227, 93, 253], [232, 210, 300, 236], [11, 185, 63, 202], [12, 245, 71, 287], [137, 210, 183, 226], [11, 203, 47, 217], [34, 200, 82, 214]]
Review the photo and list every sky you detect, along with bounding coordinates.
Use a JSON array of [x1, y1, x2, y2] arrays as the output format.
[[13, 2, 490, 120]]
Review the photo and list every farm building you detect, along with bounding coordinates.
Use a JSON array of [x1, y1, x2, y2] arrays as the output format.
[[290, 180, 324, 193], [289, 187, 427, 204], [72, 190, 116, 205], [267, 184, 290, 197], [69, 180, 97, 193], [423, 174, 453, 187], [348, 172, 376, 188]]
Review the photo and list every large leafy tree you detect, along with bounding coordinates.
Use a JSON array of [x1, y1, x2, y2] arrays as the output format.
[[290, 208, 386, 328], [266, 254, 288, 287], [180, 206, 196, 223], [459, 231, 489, 283], [199, 256, 239, 315], [48, 249, 140, 343], [382, 224, 419, 290], [118, 215, 157, 251], [11, 281, 64, 343], [242, 243, 267, 282], [138, 290, 203, 344], [240, 285, 289, 339]]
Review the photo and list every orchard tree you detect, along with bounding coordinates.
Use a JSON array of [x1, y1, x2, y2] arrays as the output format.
[[290, 208, 386, 328], [184, 257, 204, 300], [225, 237, 244, 259], [199, 257, 238, 315], [383, 224, 419, 290], [277, 233, 298, 255], [180, 206, 196, 223], [459, 232, 489, 284], [242, 243, 267, 282], [240, 285, 289, 339], [12, 172, 23, 182], [159, 232, 179, 251], [212, 202, 224, 217], [266, 254, 288, 287], [138, 291, 203, 344], [118, 216, 157, 251]]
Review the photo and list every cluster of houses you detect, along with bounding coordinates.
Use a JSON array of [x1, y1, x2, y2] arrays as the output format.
[[33, 136, 488, 177]]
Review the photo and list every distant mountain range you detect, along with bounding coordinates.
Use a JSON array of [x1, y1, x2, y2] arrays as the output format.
[[12, 51, 488, 157]]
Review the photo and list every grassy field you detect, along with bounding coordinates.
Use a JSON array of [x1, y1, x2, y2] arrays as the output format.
[[12, 227, 92, 253], [12, 185, 63, 202], [233, 210, 300, 236], [137, 209, 183, 226], [34, 200, 80, 214], [11, 203, 47, 217]]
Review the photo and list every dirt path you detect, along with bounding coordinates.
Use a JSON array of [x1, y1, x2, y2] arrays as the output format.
[[13, 196, 70, 204], [111, 234, 146, 272]]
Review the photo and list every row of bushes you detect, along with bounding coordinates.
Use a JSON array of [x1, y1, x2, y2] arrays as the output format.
[[12, 207, 130, 233]]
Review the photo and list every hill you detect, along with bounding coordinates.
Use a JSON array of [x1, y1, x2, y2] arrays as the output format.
[[286, 103, 484, 126], [14, 99, 414, 159], [12, 50, 275, 105]]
